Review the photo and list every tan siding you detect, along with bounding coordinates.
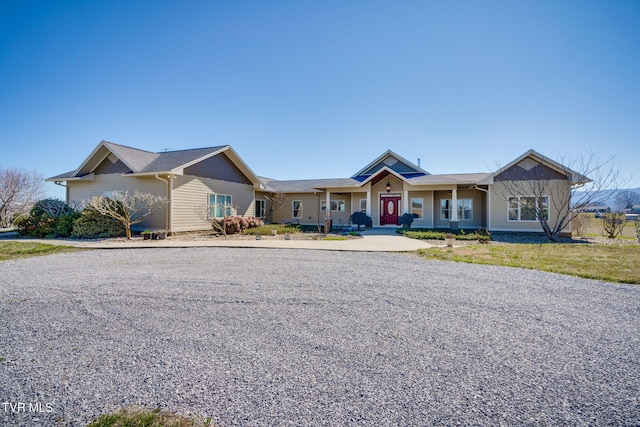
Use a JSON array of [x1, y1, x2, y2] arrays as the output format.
[[489, 181, 571, 233], [68, 174, 167, 230], [272, 193, 323, 226], [171, 175, 255, 232], [407, 191, 434, 228]]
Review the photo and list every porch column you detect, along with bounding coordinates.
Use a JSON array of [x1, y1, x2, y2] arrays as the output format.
[[450, 187, 459, 230], [366, 190, 371, 217], [325, 191, 331, 219], [403, 190, 409, 214]]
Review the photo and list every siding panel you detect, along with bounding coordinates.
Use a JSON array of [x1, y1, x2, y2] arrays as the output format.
[[172, 175, 255, 232]]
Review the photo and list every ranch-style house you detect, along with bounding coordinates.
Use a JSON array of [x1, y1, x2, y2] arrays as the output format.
[[47, 141, 587, 235]]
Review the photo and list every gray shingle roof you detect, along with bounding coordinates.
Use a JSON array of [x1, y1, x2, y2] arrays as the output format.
[[408, 173, 492, 185], [260, 177, 362, 192]]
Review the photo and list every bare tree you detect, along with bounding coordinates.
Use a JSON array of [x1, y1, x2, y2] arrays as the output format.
[[86, 191, 166, 239], [194, 203, 240, 237], [496, 151, 625, 241], [0, 167, 46, 228], [261, 192, 289, 223], [615, 189, 640, 211]]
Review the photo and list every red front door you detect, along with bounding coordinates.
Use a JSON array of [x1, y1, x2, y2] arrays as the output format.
[[380, 197, 401, 225]]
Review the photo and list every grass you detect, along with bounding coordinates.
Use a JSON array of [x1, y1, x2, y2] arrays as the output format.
[[86, 406, 215, 427], [418, 243, 640, 284], [0, 241, 82, 261], [241, 224, 302, 235]]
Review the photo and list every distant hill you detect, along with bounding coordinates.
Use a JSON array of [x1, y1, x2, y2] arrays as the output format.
[[574, 187, 640, 210]]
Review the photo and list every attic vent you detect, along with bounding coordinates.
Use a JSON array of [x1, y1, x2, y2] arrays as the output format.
[[518, 158, 538, 171], [383, 157, 397, 166], [107, 153, 118, 164]]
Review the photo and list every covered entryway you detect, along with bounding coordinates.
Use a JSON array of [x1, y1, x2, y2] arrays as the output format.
[[380, 195, 401, 225]]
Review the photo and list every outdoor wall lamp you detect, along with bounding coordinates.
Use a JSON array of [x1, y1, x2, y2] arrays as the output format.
[[385, 182, 391, 193]]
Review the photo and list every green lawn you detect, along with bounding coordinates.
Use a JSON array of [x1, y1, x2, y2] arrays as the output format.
[[0, 241, 82, 261], [418, 243, 640, 284], [86, 406, 215, 427]]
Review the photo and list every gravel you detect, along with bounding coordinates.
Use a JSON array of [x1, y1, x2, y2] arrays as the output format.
[[1, 248, 639, 426]]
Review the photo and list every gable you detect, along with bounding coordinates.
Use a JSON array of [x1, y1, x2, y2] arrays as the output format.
[[354, 153, 427, 181], [183, 152, 252, 185], [94, 154, 132, 175], [494, 158, 567, 181]]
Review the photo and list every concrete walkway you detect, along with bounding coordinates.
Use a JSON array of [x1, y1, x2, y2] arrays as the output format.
[[0, 228, 435, 252]]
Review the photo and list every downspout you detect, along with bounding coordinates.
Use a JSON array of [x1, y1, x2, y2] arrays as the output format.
[[473, 185, 490, 230], [155, 174, 172, 234], [54, 181, 70, 204]]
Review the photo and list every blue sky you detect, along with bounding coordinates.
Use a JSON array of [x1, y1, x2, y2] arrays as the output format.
[[1, 0, 639, 200]]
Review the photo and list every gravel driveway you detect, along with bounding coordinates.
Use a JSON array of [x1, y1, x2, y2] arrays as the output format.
[[1, 248, 639, 426]]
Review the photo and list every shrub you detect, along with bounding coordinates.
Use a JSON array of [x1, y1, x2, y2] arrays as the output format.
[[636, 219, 640, 243], [399, 213, 416, 228], [350, 212, 372, 230], [212, 216, 264, 235], [572, 213, 592, 237], [71, 206, 126, 238], [16, 199, 80, 238], [600, 212, 626, 239], [399, 228, 490, 242]]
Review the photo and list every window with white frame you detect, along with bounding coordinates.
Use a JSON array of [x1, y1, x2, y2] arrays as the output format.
[[209, 194, 232, 218], [411, 198, 423, 219], [320, 200, 345, 212], [255, 199, 266, 218], [508, 196, 549, 221], [359, 199, 367, 214], [458, 199, 473, 220], [292, 200, 303, 218], [440, 199, 451, 220], [441, 199, 473, 220]]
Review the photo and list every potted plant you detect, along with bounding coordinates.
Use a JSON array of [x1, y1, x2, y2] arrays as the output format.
[[444, 232, 456, 247], [141, 230, 152, 240], [156, 229, 167, 240]]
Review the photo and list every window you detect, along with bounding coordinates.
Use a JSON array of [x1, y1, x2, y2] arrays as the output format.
[[441, 199, 473, 220], [440, 199, 451, 220], [209, 194, 232, 218], [360, 199, 367, 214], [292, 200, 303, 218], [320, 200, 345, 212], [508, 196, 549, 221], [255, 199, 266, 218], [458, 199, 473, 221], [411, 198, 423, 219]]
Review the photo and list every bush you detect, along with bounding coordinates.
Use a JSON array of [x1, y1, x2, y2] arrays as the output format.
[[600, 212, 626, 239], [71, 206, 126, 239], [16, 199, 80, 238], [212, 216, 265, 235], [399, 213, 416, 228], [572, 213, 592, 237], [350, 212, 372, 230], [398, 228, 491, 242]]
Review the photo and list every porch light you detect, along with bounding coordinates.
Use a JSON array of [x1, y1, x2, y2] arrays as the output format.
[[385, 182, 391, 193]]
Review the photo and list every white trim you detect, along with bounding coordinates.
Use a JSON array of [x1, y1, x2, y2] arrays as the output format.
[[507, 195, 550, 222]]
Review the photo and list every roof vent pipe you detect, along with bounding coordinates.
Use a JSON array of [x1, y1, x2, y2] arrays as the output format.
[[418, 158, 421, 168]]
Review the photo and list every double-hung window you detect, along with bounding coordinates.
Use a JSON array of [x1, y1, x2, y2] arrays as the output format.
[[292, 200, 303, 218], [209, 194, 232, 218], [441, 199, 473, 220], [411, 198, 423, 219], [508, 196, 549, 221], [359, 199, 367, 214], [320, 200, 345, 212], [255, 199, 266, 218]]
